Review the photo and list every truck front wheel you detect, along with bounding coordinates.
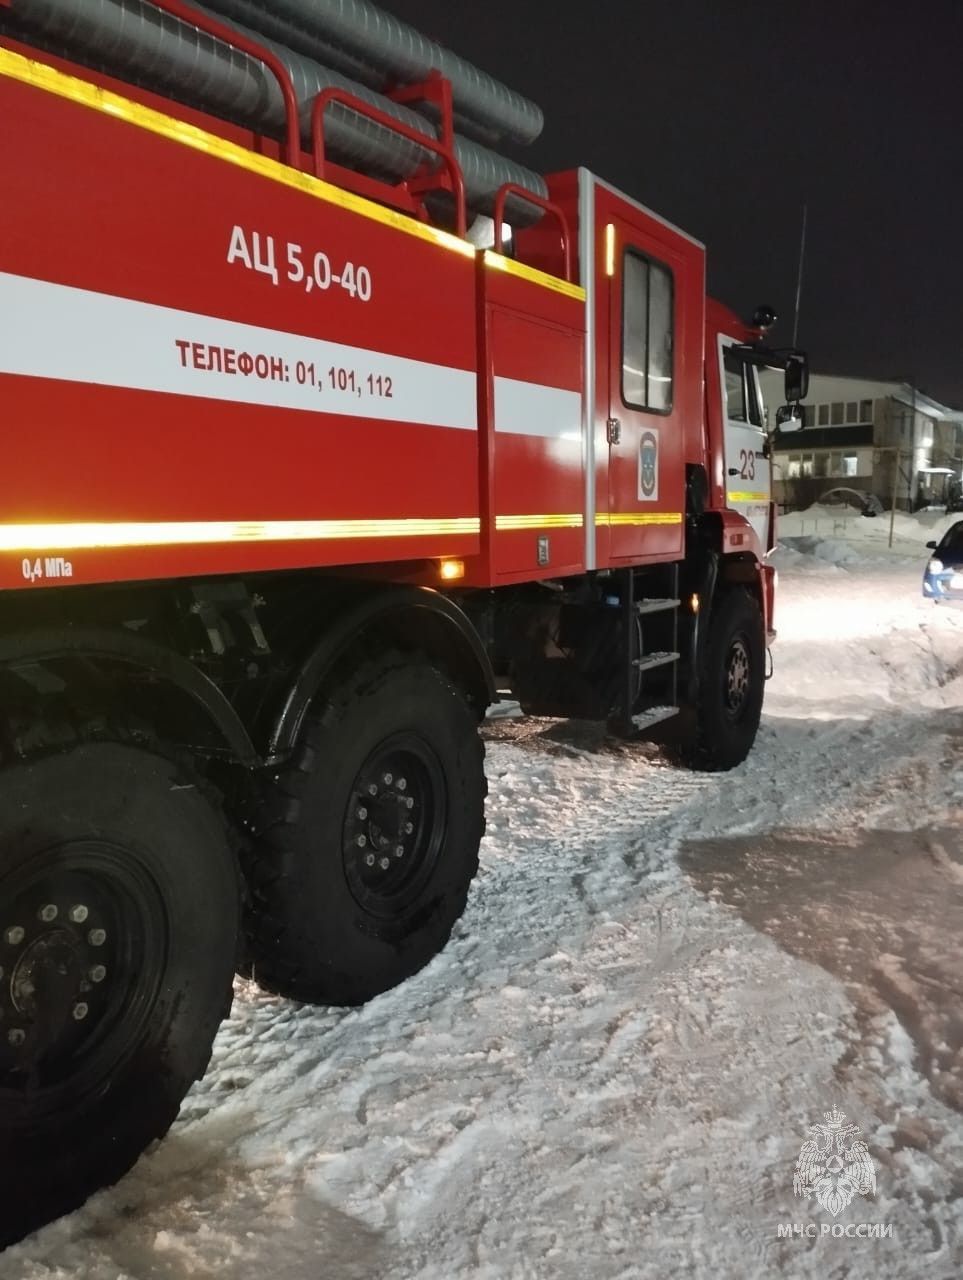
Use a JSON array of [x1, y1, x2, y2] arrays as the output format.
[[675, 588, 766, 771], [244, 653, 486, 1006], [0, 743, 239, 1247]]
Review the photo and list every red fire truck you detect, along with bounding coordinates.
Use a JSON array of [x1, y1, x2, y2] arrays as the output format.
[[0, 0, 806, 1239]]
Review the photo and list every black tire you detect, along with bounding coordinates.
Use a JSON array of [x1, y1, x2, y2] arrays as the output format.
[[674, 588, 766, 771], [0, 743, 239, 1247], [244, 653, 485, 1006]]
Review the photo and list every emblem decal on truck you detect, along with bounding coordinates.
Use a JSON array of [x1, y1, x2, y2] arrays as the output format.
[[638, 429, 659, 501]]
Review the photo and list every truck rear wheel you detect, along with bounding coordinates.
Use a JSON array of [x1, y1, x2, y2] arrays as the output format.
[[244, 653, 486, 1006], [0, 743, 239, 1247], [674, 588, 765, 771]]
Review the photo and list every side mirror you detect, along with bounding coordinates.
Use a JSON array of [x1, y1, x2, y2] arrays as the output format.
[[926, 540, 937, 549], [784, 352, 809, 403], [775, 404, 802, 429]]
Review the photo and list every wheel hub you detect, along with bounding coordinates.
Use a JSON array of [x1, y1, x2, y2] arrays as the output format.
[[0, 843, 163, 1112], [11, 928, 87, 1019], [2, 891, 114, 1070], [725, 638, 751, 714], [341, 735, 445, 917]]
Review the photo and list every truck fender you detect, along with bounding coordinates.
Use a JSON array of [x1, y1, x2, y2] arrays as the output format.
[[685, 550, 718, 704], [0, 626, 258, 765], [717, 508, 764, 560], [264, 585, 496, 758]]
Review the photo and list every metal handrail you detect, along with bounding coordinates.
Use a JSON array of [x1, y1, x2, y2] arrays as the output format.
[[311, 84, 467, 237], [148, 0, 301, 166], [492, 184, 573, 283]]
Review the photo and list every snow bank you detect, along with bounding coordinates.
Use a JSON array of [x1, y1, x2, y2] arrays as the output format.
[[774, 504, 960, 569]]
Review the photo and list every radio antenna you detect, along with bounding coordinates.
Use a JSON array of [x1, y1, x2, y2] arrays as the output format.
[[792, 203, 808, 348]]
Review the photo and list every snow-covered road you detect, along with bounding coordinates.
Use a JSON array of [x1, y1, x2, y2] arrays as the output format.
[[4, 525, 961, 1279]]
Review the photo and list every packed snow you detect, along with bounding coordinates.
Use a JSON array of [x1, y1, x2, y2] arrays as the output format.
[[3, 508, 961, 1279]]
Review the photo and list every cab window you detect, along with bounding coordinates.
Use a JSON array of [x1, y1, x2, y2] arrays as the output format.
[[723, 348, 762, 427], [622, 250, 674, 413]]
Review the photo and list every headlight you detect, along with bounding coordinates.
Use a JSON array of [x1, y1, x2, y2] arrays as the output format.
[[928, 558, 944, 573]]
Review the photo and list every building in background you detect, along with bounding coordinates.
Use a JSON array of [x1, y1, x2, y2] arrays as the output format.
[[759, 373, 963, 511]]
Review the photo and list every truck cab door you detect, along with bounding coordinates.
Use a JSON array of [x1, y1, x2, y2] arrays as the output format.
[[604, 219, 686, 562], [719, 336, 770, 549]]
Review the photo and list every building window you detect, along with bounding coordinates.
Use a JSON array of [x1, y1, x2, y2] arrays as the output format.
[[846, 402, 858, 424], [801, 454, 814, 477], [787, 455, 801, 478], [859, 399, 873, 422], [814, 452, 828, 478], [802, 405, 815, 427], [829, 451, 843, 477], [831, 402, 844, 425], [818, 404, 830, 426], [622, 250, 674, 412], [843, 455, 858, 477]]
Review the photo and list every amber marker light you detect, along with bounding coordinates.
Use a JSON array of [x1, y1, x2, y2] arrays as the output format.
[[439, 559, 465, 582], [605, 223, 616, 276]]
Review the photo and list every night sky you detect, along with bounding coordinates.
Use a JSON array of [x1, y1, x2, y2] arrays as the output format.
[[399, 0, 963, 407]]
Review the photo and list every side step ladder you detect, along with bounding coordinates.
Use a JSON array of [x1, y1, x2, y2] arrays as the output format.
[[621, 568, 682, 734]]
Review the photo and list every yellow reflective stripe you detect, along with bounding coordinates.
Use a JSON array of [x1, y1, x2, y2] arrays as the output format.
[[495, 514, 584, 530], [727, 491, 770, 503], [483, 250, 586, 302], [0, 47, 474, 258], [597, 512, 683, 526], [0, 519, 479, 552]]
